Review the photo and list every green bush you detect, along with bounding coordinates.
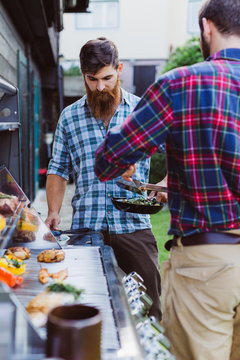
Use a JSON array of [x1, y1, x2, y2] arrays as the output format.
[[162, 36, 203, 74], [63, 65, 82, 76], [149, 152, 167, 184]]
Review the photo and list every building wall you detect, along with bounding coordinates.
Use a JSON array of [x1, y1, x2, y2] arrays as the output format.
[[60, 0, 169, 61], [0, 3, 25, 85], [0, 3, 42, 86], [0, 2, 42, 200]]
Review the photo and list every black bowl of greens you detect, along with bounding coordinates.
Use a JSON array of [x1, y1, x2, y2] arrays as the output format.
[[111, 197, 164, 214]]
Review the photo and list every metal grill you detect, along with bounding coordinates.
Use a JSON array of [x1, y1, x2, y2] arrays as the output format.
[[13, 247, 119, 353], [8, 245, 144, 360]]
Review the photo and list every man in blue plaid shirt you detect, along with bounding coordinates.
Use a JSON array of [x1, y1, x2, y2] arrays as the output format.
[[45, 37, 162, 320]]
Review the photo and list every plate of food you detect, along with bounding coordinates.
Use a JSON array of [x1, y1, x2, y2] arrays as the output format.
[[111, 197, 164, 214]]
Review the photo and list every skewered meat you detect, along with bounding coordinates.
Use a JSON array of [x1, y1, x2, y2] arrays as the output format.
[[0, 192, 19, 215], [38, 268, 50, 284], [37, 249, 65, 263], [5, 247, 31, 260]]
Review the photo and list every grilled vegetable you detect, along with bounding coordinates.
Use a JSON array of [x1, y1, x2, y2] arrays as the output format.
[[0, 266, 23, 287], [0, 255, 25, 275], [47, 283, 83, 300], [0, 215, 6, 232], [122, 197, 161, 206]]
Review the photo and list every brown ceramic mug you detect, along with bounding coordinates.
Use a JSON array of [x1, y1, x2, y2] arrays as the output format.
[[46, 304, 102, 360]]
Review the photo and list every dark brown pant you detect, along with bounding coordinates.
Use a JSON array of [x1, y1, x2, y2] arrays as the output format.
[[102, 228, 162, 321]]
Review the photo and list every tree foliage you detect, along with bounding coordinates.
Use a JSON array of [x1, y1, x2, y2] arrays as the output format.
[[162, 36, 203, 73], [63, 65, 82, 76], [149, 37, 203, 184]]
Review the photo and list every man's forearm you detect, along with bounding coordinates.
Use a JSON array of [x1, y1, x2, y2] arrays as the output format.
[[46, 174, 67, 214]]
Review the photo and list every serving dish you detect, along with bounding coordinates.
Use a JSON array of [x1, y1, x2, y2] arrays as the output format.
[[111, 197, 164, 214]]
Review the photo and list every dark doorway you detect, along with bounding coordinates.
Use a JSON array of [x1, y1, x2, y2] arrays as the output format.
[[133, 65, 156, 97]]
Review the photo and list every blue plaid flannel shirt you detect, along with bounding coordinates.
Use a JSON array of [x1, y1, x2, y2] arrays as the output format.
[[48, 88, 164, 233]]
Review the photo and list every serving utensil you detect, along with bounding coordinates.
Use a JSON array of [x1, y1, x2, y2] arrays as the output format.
[[116, 179, 167, 195]]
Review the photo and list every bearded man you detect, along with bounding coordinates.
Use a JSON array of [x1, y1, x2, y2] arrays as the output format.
[[45, 37, 162, 320]]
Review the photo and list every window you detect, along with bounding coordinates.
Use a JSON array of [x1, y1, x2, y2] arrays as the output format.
[[187, 0, 203, 34], [75, 0, 119, 29]]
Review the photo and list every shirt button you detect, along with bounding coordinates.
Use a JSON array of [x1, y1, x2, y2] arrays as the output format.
[[108, 193, 111, 197], [101, 126, 104, 130]]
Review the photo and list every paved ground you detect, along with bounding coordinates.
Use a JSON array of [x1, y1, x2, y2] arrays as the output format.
[[32, 183, 75, 230]]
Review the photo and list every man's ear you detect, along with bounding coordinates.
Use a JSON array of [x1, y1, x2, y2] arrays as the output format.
[[202, 17, 212, 42], [118, 63, 123, 75]]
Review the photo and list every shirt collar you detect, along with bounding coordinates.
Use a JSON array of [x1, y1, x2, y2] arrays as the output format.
[[120, 88, 131, 106], [206, 48, 240, 62]]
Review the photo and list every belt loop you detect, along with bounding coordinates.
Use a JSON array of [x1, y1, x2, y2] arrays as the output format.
[[177, 236, 184, 250]]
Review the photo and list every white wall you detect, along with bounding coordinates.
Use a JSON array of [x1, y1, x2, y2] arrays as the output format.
[[60, 0, 206, 62], [60, 0, 170, 61]]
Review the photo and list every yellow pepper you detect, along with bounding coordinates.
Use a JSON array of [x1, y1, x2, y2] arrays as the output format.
[[17, 220, 38, 232], [0, 216, 6, 231], [0, 255, 25, 275]]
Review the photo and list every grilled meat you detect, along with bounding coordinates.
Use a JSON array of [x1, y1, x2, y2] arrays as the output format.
[[0, 192, 19, 216], [37, 249, 65, 263], [50, 268, 68, 281], [26, 290, 76, 327], [5, 246, 31, 260], [38, 268, 50, 284]]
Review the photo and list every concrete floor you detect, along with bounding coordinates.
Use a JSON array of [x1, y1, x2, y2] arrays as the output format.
[[32, 183, 75, 230]]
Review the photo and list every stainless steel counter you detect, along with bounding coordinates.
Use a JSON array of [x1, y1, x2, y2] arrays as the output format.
[[1, 246, 144, 360]]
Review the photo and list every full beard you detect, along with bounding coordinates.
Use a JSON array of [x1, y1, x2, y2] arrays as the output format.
[[85, 78, 121, 119]]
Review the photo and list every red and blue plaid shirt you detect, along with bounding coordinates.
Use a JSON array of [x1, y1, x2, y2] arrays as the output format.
[[95, 48, 240, 237]]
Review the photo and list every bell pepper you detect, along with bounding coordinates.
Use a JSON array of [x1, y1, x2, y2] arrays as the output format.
[[17, 221, 38, 232], [0, 255, 25, 275], [0, 216, 6, 231], [0, 266, 23, 287], [17, 209, 38, 232]]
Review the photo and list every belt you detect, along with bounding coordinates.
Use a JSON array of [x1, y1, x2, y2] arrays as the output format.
[[165, 232, 240, 251]]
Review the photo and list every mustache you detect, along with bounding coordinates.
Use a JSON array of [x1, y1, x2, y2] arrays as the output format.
[[89, 87, 115, 100]]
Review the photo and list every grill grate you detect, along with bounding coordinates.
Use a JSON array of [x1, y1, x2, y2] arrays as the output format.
[[12, 247, 120, 354]]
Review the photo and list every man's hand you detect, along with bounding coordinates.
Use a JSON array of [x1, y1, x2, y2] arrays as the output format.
[[122, 164, 136, 182], [45, 212, 61, 230], [148, 176, 168, 203]]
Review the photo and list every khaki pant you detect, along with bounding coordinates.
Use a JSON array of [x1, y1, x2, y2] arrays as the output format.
[[161, 243, 240, 360]]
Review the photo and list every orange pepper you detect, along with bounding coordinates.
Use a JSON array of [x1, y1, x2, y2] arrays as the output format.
[[0, 266, 23, 287]]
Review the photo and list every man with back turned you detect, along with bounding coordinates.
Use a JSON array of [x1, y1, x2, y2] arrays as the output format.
[[95, 1, 240, 359]]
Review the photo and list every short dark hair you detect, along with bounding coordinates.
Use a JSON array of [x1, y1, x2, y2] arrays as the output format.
[[79, 37, 119, 74], [199, 0, 240, 36]]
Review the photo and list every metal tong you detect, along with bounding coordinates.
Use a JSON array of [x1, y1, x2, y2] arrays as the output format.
[[116, 179, 168, 195]]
